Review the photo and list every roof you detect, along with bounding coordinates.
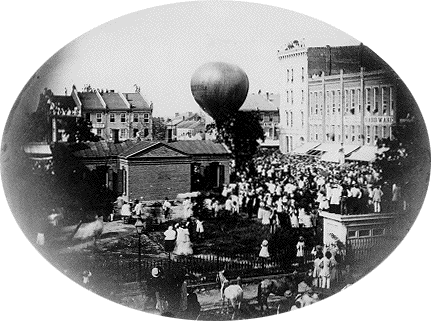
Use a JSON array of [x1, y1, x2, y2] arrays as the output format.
[[119, 141, 161, 157], [240, 94, 278, 112], [168, 140, 230, 155], [122, 93, 152, 111], [100, 92, 129, 110], [51, 95, 77, 110], [72, 140, 136, 158], [176, 120, 205, 129], [78, 92, 105, 110]]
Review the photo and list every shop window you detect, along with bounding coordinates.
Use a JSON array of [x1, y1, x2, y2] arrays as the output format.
[[348, 230, 357, 238], [373, 228, 385, 236], [358, 229, 371, 237]]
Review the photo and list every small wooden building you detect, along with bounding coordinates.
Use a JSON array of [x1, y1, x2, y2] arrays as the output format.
[[72, 140, 231, 201]]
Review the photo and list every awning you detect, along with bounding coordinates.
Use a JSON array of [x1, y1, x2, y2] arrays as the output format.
[[320, 144, 360, 162], [292, 142, 321, 154], [347, 146, 389, 162]]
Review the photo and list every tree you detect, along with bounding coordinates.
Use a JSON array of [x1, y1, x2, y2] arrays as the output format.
[[375, 116, 430, 219], [207, 110, 264, 174], [63, 117, 100, 143], [152, 117, 167, 141]]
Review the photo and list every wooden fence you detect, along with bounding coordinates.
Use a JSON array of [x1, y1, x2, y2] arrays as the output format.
[[346, 236, 398, 266]]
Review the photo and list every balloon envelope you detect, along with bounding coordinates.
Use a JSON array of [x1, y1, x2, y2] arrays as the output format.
[[190, 62, 249, 121]]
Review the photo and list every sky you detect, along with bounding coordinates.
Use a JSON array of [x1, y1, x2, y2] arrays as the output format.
[[28, 1, 359, 118]]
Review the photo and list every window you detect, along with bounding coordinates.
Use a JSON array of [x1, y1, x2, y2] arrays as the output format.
[[290, 111, 293, 127], [326, 91, 330, 115], [344, 89, 349, 114], [301, 90, 304, 104], [357, 126, 361, 140], [133, 113, 139, 122], [286, 111, 289, 126], [389, 87, 394, 116], [96, 129, 102, 136], [358, 89, 362, 114], [301, 67, 305, 82], [120, 128, 127, 138], [366, 88, 371, 113], [143, 113, 149, 123], [96, 113, 102, 123], [286, 69, 290, 83], [382, 87, 389, 115], [110, 113, 115, 122], [286, 90, 289, 103], [85, 113, 91, 121], [374, 125, 379, 145], [358, 229, 371, 237], [373, 228, 385, 236], [291, 68, 294, 82], [291, 90, 294, 104], [301, 111, 304, 127], [120, 113, 126, 122], [337, 90, 341, 113], [373, 87, 379, 114], [319, 92, 323, 115], [366, 126, 371, 144], [382, 126, 388, 138], [314, 92, 318, 114], [351, 125, 355, 142], [345, 125, 349, 141], [348, 230, 357, 238], [332, 125, 336, 142]]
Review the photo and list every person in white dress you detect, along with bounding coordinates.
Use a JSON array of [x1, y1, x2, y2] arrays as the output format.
[[174, 224, 193, 255]]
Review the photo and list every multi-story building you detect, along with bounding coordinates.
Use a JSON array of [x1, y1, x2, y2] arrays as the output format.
[[277, 41, 398, 161], [73, 88, 153, 142], [166, 112, 205, 142], [240, 91, 280, 147], [306, 68, 396, 162]]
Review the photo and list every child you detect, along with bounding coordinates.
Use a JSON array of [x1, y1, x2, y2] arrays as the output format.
[[319, 251, 333, 289], [195, 217, 204, 240], [82, 270, 92, 288], [312, 252, 324, 287], [296, 236, 305, 267], [259, 239, 270, 269]]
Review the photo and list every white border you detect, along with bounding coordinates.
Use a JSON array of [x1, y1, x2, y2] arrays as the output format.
[[1, 1, 429, 321]]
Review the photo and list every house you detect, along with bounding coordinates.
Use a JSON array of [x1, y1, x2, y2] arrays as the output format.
[[71, 140, 231, 201], [166, 112, 205, 142], [240, 91, 280, 147]]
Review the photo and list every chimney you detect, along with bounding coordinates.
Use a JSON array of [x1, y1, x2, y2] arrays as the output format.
[[266, 92, 269, 100]]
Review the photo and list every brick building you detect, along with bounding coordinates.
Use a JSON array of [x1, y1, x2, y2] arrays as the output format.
[[72, 140, 231, 201], [277, 40, 398, 160], [240, 91, 280, 147], [39, 86, 153, 143]]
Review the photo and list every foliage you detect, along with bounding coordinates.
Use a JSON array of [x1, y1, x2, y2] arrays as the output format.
[[375, 117, 430, 185], [63, 117, 100, 143], [206, 110, 264, 174], [152, 117, 167, 141]]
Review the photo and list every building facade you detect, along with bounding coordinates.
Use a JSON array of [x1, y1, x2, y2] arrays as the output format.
[[72, 88, 153, 142], [277, 41, 396, 157], [240, 91, 280, 147], [306, 68, 396, 162]]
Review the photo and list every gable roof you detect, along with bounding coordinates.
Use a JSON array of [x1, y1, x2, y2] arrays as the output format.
[[72, 140, 135, 158], [168, 140, 231, 155], [100, 92, 129, 110], [176, 120, 205, 129], [122, 92, 152, 111], [240, 94, 278, 112], [119, 141, 162, 158], [51, 95, 77, 110], [78, 92, 105, 110]]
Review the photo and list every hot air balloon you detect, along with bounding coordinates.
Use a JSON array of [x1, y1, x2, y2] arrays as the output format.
[[190, 62, 249, 121]]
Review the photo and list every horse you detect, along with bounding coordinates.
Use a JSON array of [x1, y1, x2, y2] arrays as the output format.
[[257, 272, 302, 311], [216, 270, 244, 319]]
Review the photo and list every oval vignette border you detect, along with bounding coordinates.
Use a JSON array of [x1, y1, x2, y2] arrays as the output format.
[[0, 1, 430, 321]]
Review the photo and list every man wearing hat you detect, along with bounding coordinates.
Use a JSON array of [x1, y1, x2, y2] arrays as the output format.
[[146, 267, 168, 313]]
